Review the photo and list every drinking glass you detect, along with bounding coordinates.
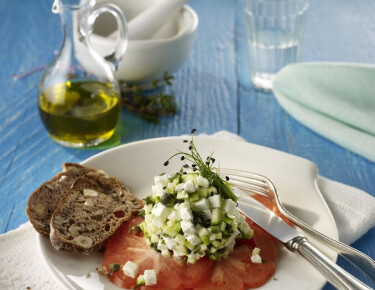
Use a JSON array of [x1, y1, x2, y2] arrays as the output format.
[[242, 0, 309, 91]]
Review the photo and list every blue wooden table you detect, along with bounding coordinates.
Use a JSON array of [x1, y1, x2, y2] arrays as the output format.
[[0, 0, 374, 289]]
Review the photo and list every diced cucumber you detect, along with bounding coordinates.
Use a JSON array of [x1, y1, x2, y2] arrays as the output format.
[[163, 223, 181, 237], [175, 245, 188, 256], [197, 188, 208, 198], [189, 191, 200, 202], [198, 227, 209, 237], [182, 173, 198, 183], [215, 232, 222, 240], [187, 257, 197, 264], [193, 198, 209, 211], [185, 240, 195, 250], [252, 247, 261, 256], [209, 246, 217, 253], [212, 240, 221, 248], [224, 216, 234, 224], [211, 208, 222, 225], [200, 234, 210, 245], [210, 225, 221, 233], [175, 233, 186, 245], [177, 190, 189, 200], [136, 275, 145, 285]]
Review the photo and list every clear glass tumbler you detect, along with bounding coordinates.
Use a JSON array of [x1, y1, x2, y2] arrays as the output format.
[[242, 0, 309, 92]]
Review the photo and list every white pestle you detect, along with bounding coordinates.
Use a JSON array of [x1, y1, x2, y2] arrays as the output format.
[[109, 0, 189, 40]]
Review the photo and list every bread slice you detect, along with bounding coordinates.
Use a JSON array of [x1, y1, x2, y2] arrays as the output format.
[[49, 171, 141, 255], [26, 163, 95, 235]]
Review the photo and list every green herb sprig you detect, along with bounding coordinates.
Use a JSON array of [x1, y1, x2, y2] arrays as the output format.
[[163, 129, 238, 202], [121, 72, 178, 123]]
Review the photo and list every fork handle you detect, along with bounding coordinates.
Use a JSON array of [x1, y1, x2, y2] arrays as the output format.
[[288, 237, 372, 290]]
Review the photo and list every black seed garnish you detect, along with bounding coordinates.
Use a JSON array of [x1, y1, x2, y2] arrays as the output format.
[[189, 146, 192, 150], [183, 171, 187, 175], [210, 191, 214, 196], [191, 128, 196, 134], [109, 263, 121, 273], [210, 158, 215, 163], [181, 156, 185, 161], [193, 168, 197, 171], [183, 139, 188, 143], [164, 161, 169, 166], [183, 164, 189, 168], [192, 164, 196, 167], [226, 176, 230, 181]]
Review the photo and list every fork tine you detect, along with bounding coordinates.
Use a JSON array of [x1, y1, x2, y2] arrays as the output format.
[[220, 169, 271, 197]]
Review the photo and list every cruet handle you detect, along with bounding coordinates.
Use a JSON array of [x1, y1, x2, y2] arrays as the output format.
[[79, 3, 128, 71]]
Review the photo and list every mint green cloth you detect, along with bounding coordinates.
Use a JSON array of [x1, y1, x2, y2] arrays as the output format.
[[272, 62, 375, 162]]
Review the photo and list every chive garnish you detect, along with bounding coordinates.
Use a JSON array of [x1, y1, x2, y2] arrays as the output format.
[[164, 130, 238, 202]]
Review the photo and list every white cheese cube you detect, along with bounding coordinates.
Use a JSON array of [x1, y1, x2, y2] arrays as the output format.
[[197, 176, 210, 188], [168, 209, 181, 221], [186, 234, 201, 246], [151, 234, 159, 243], [157, 241, 168, 251], [181, 220, 195, 235], [151, 217, 163, 228], [154, 175, 169, 186], [251, 254, 262, 264], [223, 199, 237, 215], [145, 214, 153, 224], [193, 198, 210, 211], [175, 183, 185, 192], [208, 195, 221, 208], [184, 180, 196, 193], [152, 203, 169, 221], [240, 221, 251, 235], [155, 189, 167, 197], [163, 237, 177, 250], [144, 269, 157, 286], [180, 207, 193, 220], [122, 261, 139, 278]]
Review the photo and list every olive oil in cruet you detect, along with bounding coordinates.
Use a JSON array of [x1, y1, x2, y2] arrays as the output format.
[[38, 0, 128, 148]]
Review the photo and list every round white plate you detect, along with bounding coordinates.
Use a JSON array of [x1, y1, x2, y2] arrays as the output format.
[[37, 136, 338, 290]]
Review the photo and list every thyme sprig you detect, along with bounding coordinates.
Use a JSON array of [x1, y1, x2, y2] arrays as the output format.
[[164, 129, 238, 202], [121, 72, 178, 123]]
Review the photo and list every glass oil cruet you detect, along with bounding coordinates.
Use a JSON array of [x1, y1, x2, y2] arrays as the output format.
[[38, 0, 128, 148]]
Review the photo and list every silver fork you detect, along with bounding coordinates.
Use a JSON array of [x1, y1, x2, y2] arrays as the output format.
[[220, 168, 375, 283]]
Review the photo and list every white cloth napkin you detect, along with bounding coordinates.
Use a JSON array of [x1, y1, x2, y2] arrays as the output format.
[[1, 131, 374, 290]]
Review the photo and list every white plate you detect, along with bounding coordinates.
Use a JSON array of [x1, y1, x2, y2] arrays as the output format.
[[37, 136, 339, 290]]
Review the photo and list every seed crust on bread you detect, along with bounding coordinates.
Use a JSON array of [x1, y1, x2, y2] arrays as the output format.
[[49, 171, 141, 255]]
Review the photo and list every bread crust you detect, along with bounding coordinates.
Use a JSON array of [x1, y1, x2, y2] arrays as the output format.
[[49, 171, 141, 255], [26, 163, 94, 235]]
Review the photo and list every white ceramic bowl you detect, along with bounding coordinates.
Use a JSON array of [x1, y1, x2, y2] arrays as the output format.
[[89, 0, 198, 83]]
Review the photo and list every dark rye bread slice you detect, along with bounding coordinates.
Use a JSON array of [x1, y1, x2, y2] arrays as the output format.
[[26, 163, 95, 235], [50, 171, 141, 255]]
